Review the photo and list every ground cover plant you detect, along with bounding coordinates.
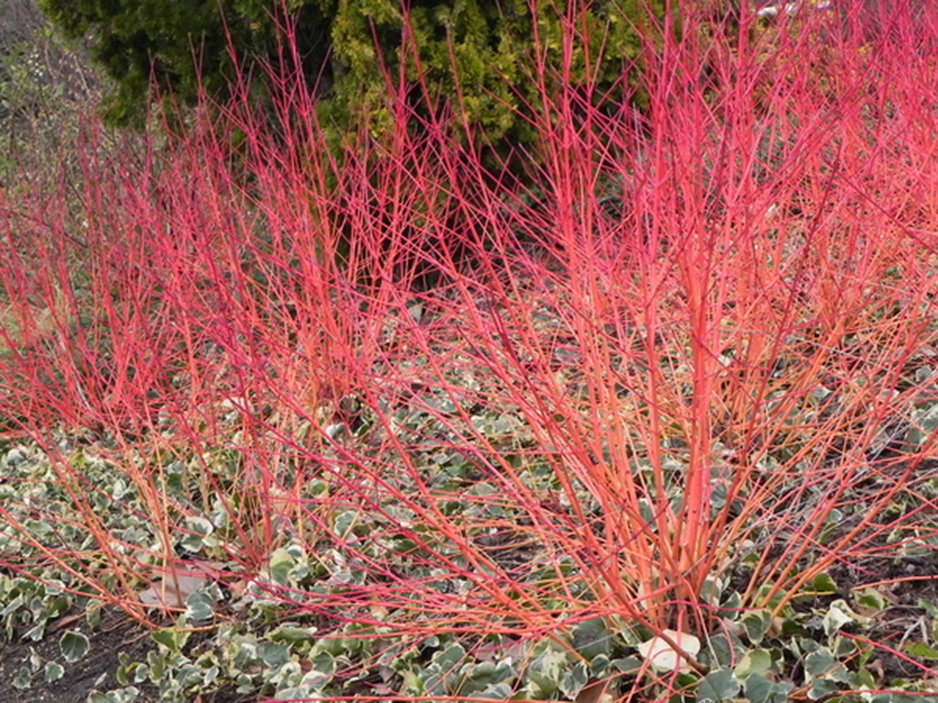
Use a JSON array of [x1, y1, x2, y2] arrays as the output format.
[[1, 1, 938, 701]]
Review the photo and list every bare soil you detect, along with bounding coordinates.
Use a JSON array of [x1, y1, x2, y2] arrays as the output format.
[[0, 607, 253, 703]]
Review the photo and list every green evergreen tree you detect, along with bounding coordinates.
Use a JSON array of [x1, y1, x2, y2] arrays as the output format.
[[37, 0, 333, 127], [38, 0, 668, 141]]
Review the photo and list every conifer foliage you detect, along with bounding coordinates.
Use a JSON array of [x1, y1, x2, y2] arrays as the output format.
[[37, 0, 666, 144]]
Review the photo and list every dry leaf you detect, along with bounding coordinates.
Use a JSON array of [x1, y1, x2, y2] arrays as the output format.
[[138, 565, 209, 609], [636, 629, 700, 673], [575, 678, 613, 703]]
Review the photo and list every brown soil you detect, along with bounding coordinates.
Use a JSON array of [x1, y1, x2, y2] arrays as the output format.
[[827, 551, 938, 686], [0, 607, 160, 703], [0, 607, 253, 703]]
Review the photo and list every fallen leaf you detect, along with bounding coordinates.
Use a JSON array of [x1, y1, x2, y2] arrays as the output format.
[[138, 564, 209, 609], [576, 678, 612, 703], [636, 629, 701, 673]]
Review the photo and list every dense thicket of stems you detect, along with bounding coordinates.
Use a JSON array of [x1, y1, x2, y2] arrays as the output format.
[[1, 1, 936, 697]]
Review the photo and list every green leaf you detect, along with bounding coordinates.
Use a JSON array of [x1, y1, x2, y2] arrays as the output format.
[[744, 673, 794, 703], [60, 630, 90, 663], [235, 672, 254, 694], [572, 617, 612, 660], [590, 653, 611, 678], [805, 648, 837, 677], [12, 665, 31, 689], [717, 590, 743, 620], [809, 677, 842, 699], [559, 661, 589, 698], [43, 661, 64, 682], [902, 641, 938, 660], [700, 576, 725, 606], [433, 642, 466, 670], [918, 598, 938, 619], [181, 516, 214, 552], [833, 637, 857, 658], [805, 649, 850, 681], [147, 650, 165, 681], [752, 584, 787, 610], [823, 600, 867, 636], [526, 647, 568, 697], [317, 636, 349, 657], [87, 686, 141, 702], [0, 594, 24, 617], [912, 404, 938, 446], [85, 604, 103, 631], [610, 656, 643, 674], [186, 516, 214, 536], [46, 595, 70, 619], [735, 649, 773, 679], [741, 609, 773, 645], [855, 667, 876, 690], [810, 573, 838, 594], [269, 625, 319, 643], [258, 641, 291, 667], [461, 660, 495, 691], [116, 655, 132, 686], [818, 510, 844, 544], [151, 626, 189, 653], [184, 591, 215, 621], [708, 632, 746, 668], [698, 668, 740, 702], [269, 547, 297, 586], [23, 622, 46, 642], [855, 588, 887, 612], [420, 642, 466, 696]]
